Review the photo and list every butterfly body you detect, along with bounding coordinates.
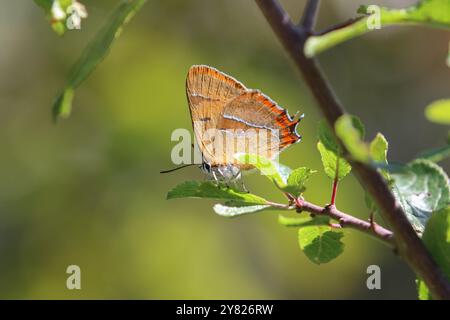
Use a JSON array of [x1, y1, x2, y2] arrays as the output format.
[[186, 65, 302, 182]]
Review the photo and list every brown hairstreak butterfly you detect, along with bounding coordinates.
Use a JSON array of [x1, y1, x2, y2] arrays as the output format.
[[185, 65, 303, 183]]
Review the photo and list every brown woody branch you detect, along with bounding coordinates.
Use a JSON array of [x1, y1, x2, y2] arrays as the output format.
[[255, 0, 450, 299], [269, 198, 394, 245]]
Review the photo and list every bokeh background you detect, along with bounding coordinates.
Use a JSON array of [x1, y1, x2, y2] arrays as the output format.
[[0, 0, 449, 299]]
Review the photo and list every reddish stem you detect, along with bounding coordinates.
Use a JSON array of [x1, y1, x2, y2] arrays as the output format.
[[330, 177, 338, 206], [330, 155, 339, 205]]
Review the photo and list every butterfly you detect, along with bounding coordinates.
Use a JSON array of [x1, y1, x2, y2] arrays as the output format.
[[186, 65, 303, 183]]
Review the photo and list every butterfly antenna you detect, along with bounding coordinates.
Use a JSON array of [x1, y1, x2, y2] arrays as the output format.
[[293, 111, 305, 122], [160, 164, 198, 174]]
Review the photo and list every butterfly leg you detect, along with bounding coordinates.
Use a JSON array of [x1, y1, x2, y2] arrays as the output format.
[[237, 176, 250, 193], [211, 170, 220, 187], [227, 166, 249, 193], [217, 167, 230, 189]]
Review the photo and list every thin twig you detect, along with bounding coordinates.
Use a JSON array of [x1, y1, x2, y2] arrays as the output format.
[[255, 0, 450, 299], [267, 198, 393, 245], [299, 0, 320, 31], [315, 17, 363, 36], [295, 199, 394, 246]]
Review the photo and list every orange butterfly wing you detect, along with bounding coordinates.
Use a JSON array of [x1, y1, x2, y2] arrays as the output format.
[[186, 65, 301, 168]]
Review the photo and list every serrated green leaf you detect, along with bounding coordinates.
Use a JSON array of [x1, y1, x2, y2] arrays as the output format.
[[167, 181, 268, 205], [317, 141, 352, 180], [234, 153, 287, 187], [318, 120, 340, 153], [53, 0, 147, 120], [425, 99, 450, 125], [213, 204, 271, 217], [278, 214, 329, 227], [417, 206, 450, 299], [370, 133, 388, 164], [298, 226, 344, 264], [370, 132, 390, 180], [335, 115, 370, 162], [304, 0, 450, 57], [392, 160, 450, 234], [283, 167, 317, 195], [277, 163, 293, 185]]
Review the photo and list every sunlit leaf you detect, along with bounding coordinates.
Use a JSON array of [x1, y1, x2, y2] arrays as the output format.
[[298, 225, 344, 265], [392, 160, 450, 234], [417, 279, 431, 300], [167, 181, 268, 205], [234, 153, 287, 187], [283, 167, 317, 196], [53, 0, 147, 120], [370, 133, 388, 164], [425, 99, 450, 125], [335, 115, 369, 163], [370, 132, 390, 179], [417, 206, 450, 300], [317, 141, 351, 180], [317, 120, 339, 153], [305, 0, 450, 57], [362, 133, 390, 212], [213, 203, 271, 217]]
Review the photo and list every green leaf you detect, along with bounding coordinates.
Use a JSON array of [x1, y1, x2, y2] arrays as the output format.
[[370, 133, 388, 164], [234, 153, 287, 187], [298, 226, 344, 264], [417, 279, 431, 300], [317, 120, 340, 153], [392, 160, 450, 234], [370, 132, 390, 180], [304, 0, 450, 57], [213, 203, 271, 217], [425, 99, 450, 125], [417, 206, 450, 299], [316, 118, 352, 181], [53, 0, 147, 120], [167, 181, 268, 205], [278, 214, 329, 227], [284, 167, 317, 195], [335, 115, 369, 162], [52, 87, 74, 119], [365, 132, 390, 213], [317, 141, 352, 180], [35, 0, 86, 36], [417, 144, 450, 163], [410, 0, 450, 27]]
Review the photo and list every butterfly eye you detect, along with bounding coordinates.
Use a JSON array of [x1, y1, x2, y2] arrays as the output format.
[[201, 162, 212, 173]]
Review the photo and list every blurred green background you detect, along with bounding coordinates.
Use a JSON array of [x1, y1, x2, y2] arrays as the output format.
[[0, 0, 449, 299]]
